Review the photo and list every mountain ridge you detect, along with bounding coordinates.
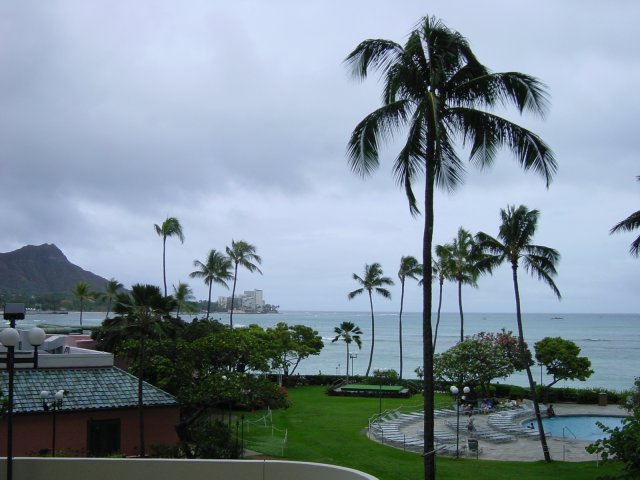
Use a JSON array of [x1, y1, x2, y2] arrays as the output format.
[[0, 243, 110, 296]]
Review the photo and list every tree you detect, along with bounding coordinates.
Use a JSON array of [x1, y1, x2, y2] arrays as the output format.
[[112, 284, 176, 457], [331, 321, 363, 382], [446, 228, 484, 342], [190, 250, 233, 319], [72, 281, 94, 327], [434, 334, 520, 396], [268, 323, 324, 382], [225, 240, 262, 328], [173, 282, 198, 319], [154, 217, 185, 296], [610, 176, 640, 257], [345, 15, 556, 477], [535, 337, 593, 395], [476, 205, 560, 461], [101, 278, 123, 320], [432, 244, 453, 350], [397, 255, 422, 379], [348, 263, 393, 377], [588, 378, 640, 478]]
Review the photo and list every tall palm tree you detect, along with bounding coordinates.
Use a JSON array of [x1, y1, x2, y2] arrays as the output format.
[[397, 256, 422, 379], [432, 244, 453, 350], [190, 249, 233, 319], [476, 205, 560, 461], [332, 321, 363, 383], [172, 281, 198, 319], [154, 217, 185, 296], [113, 284, 176, 457], [345, 15, 556, 474], [610, 176, 640, 257], [447, 227, 484, 342], [348, 263, 394, 377], [225, 240, 262, 328], [101, 278, 123, 320], [72, 281, 94, 328]]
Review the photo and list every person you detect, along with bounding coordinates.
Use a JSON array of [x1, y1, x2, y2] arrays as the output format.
[[463, 403, 473, 416], [546, 404, 556, 417], [467, 417, 475, 433], [527, 422, 535, 429]]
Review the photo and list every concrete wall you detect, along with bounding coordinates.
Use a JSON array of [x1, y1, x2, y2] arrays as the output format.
[[4, 458, 379, 480]]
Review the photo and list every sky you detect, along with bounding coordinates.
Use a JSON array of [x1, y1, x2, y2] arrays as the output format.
[[0, 1, 637, 314]]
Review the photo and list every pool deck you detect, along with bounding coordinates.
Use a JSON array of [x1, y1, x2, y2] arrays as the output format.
[[392, 403, 627, 462]]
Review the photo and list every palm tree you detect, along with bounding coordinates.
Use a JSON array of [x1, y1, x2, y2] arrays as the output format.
[[610, 176, 640, 257], [172, 281, 198, 319], [432, 244, 453, 350], [190, 250, 233, 319], [113, 284, 176, 457], [447, 227, 484, 342], [72, 281, 94, 328], [476, 205, 560, 461], [348, 263, 394, 377], [332, 321, 363, 383], [225, 240, 262, 328], [345, 15, 556, 474], [397, 256, 422, 379], [101, 278, 123, 320], [154, 217, 185, 296]]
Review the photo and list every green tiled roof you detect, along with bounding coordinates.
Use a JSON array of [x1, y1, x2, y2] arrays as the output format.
[[0, 367, 177, 414]]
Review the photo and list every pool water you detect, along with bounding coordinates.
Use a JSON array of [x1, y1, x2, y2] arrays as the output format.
[[521, 415, 624, 441]]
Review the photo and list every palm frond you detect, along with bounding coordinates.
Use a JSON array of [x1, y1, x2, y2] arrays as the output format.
[[450, 108, 557, 186]]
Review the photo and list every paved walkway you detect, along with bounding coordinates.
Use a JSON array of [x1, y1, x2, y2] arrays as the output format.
[[379, 403, 626, 462]]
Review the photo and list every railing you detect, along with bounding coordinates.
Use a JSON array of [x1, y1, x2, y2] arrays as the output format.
[[562, 426, 577, 439]]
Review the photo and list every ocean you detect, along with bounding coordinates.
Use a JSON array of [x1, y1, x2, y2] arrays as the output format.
[[16, 310, 639, 392]]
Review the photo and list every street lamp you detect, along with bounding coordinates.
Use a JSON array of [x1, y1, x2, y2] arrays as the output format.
[[40, 389, 65, 456], [2, 303, 47, 480], [349, 353, 357, 383], [450, 385, 470, 458]]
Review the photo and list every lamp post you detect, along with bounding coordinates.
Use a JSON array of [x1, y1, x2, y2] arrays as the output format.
[[40, 389, 65, 456], [450, 385, 470, 458], [1, 303, 47, 480], [349, 353, 357, 382]]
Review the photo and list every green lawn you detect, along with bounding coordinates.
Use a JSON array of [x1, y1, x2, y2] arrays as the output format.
[[240, 386, 622, 480]]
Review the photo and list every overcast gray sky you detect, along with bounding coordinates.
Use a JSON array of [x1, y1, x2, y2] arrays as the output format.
[[1, 1, 637, 313]]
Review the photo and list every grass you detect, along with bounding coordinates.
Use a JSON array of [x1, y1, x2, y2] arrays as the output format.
[[240, 386, 622, 480]]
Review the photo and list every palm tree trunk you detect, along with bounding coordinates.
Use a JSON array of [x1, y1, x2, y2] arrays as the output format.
[[346, 342, 350, 383], [512, 264, 551, 462], [422, 140, 437, 480], [457, 279, 464, 342], [399, 280, 405, 380], [206, 282, 212, 319], [162, 237, 167, 297], [138, 335, 145, 457], [365, 291, 375, 377], [230, 264, 238, 328], [79, 298, 84, 328], [105, 299, 112, 320], [433, 279, 444, 350]]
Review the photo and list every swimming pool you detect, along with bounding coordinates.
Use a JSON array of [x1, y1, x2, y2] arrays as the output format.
[[521, 415, 624, 441]]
